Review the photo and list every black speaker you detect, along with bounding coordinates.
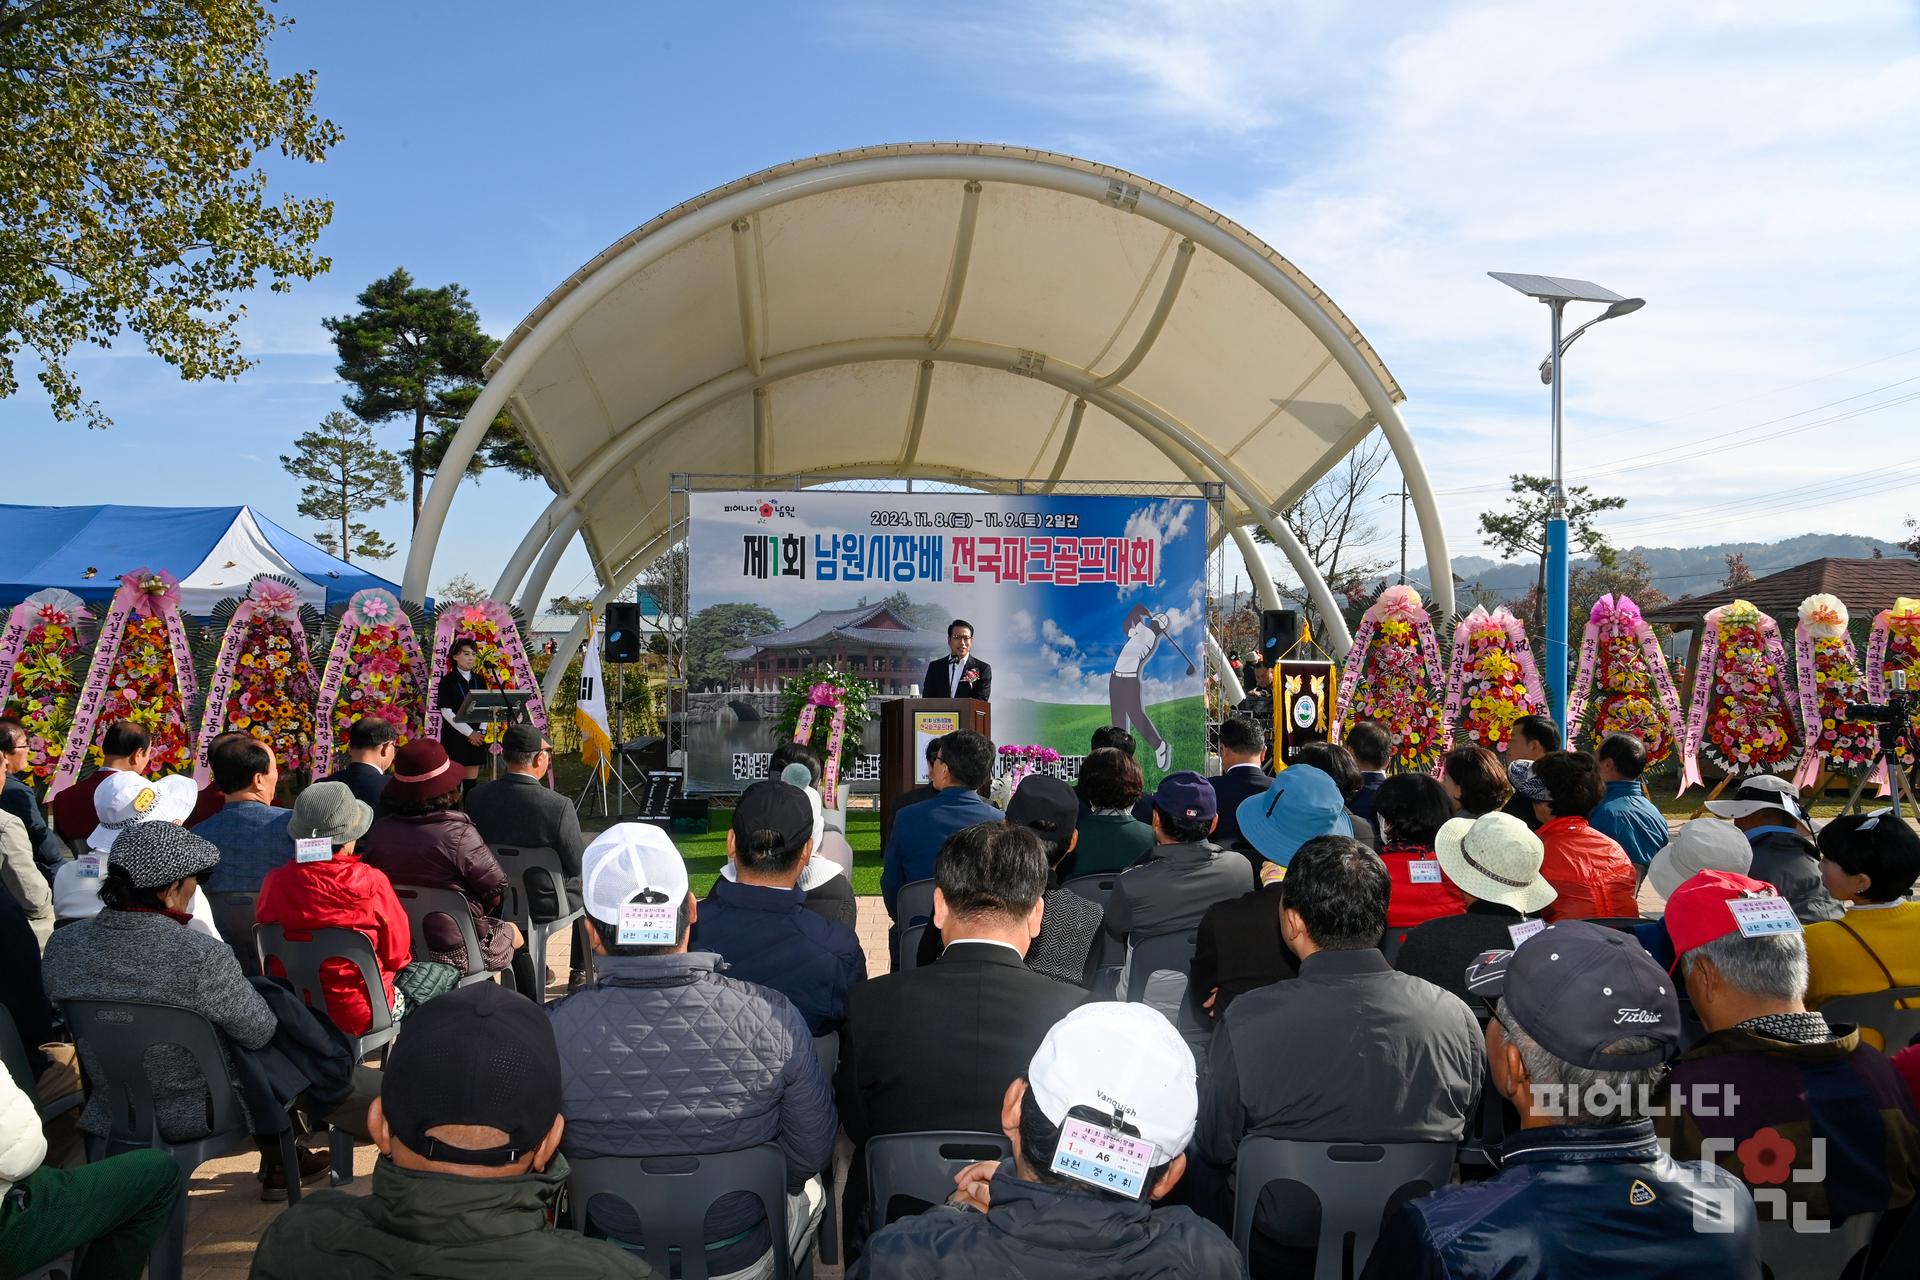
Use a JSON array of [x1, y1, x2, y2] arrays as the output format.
[[604, 601, 642, 663], [1260, 608, 1300, 662]]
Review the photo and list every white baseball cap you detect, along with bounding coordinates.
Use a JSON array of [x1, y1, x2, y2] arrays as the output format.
[[580, 823, 690, 925], [1647, 818, 1755, 901], [91, 771, 198, 852], [1704, 774, 1805, 823], [1027, 1003, 1197, 1158]]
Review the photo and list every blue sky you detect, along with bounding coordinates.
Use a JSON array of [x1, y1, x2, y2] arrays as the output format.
[[5, 1, 1919, 608]]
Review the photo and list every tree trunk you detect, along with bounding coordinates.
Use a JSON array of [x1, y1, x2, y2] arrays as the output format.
[[411, 408, 426, 528], [341, 507, 351, 565]]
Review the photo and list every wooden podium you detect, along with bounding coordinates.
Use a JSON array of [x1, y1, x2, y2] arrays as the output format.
[[879, 697, 991, 843]]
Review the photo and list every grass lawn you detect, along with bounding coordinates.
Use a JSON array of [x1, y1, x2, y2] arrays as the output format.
[[1005, 695, 1208, 792], [595, 807, 886, 897]]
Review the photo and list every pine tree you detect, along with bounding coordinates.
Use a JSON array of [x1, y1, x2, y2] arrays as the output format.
[[281, 412, 407, 563]]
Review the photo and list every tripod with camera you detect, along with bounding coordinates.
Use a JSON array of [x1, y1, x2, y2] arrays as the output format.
[[1844, 669, 1920, 820]]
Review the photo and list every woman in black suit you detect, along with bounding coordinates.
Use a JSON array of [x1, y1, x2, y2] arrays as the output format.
[[437, 636, 489, 794]]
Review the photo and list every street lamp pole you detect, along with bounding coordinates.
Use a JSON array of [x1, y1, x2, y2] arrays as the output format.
[[1381, 489, 1411, 585]]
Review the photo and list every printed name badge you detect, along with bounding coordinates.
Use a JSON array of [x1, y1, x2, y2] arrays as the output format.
[[75, 853, 103, 879], [1408, 860, 1443, 885], [1050, 1117, 1157, 1199], [617, 899, 677, 946], [1508, 918, 1548, 947], [1728, 896, 1801, 938], [295, 837, 333, 864]]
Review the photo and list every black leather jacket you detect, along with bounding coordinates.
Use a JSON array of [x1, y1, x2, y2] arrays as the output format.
[[1362, 1119, 1760, 1279]]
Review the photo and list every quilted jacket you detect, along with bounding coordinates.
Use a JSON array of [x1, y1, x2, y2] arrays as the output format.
[[546, 952, 835, 1269], [0, 1068, 46, 1196]]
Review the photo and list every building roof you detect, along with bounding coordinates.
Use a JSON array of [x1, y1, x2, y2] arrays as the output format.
[[1644, 557, 1920, 628], [725, 603, 946, 660]]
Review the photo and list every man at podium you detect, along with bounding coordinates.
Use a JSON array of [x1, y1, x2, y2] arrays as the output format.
[[923, 619, 991, 702]]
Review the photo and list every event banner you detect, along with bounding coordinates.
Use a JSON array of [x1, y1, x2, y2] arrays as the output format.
[[686, 490, 1210, 790]]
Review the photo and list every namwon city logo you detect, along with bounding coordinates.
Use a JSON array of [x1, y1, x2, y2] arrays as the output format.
[[722, 499, 797, 523]]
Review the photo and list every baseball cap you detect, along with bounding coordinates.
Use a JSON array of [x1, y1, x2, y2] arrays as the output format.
[[91, 771, 198, 852], [1704, 774, 1806, 823], [289, 780, 373, 847], [502, 723, 547, 756], [380, 981, 562, 1166], [1152, 771, 1217, 823], [1236, 764, 1353, 867], [1463, 921, 1679, 1069], [580, 822, 691, 925], [1663, 869, 1800, 964], [1027, 1003, 1197, 1158], [731, 779, 815, 857], [1007, 774, 1079, 842], [1434, 812, 1556, 914], [1508, 758, 1549, 805], [107, 821, 221, 889], [1647, 819, 1753, 901]]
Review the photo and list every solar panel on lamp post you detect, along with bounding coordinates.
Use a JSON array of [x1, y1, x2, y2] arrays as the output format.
[[1487, 273, 1646, 732]]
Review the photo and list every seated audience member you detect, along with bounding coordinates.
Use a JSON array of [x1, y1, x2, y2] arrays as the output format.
[[1440, 743, 1512, 820], [0, 799, 50, 946], [255, 781, 411, 1038], [763, 741, 859, 930], [1394, 812, 1557, 1001], [1060, 747, 1155, 877], [1104, 773, 1254, 958], [1207, 716, 1269, 849], [880, 729, 1000, 947], [0, 1067, 182, 1280], [1365, 922, 1759, 1278], [1587, 732, 1669, 878], [1659, 870, 1920, 1225], [1500, 714, 1560, 831], [1373, 772, 1468, 938], [50, 720, 149, 844], [1345, 720, 1392, 824], [186, 731, 244, 828], [320, 714, 397, 812], [1522, 751, 1638, 921], [1635, 818, 1754, 970], [54, 771, 220, 936], [0, 888, 70, 1109], [41, 823, 331, 1198], [251, 982, 650, 1279], [850, 1003, 1241, 1279], [692, 779, 865, 1035], [194, 736, 295, 894], [362, 740, 524, 984], [1805, 810, 1920, 1016], [840, 823, 1084, 1252], [1201, 835, 1482, 1278], [1704, 775, 1844, 923], [1235, 761, 1355, 886], [0, 717, 61, 877], [465, 722, 588, 985], [551, 823, 831, 1275], [1300, 740, 1378, 850], [887, 736, 945, 820]]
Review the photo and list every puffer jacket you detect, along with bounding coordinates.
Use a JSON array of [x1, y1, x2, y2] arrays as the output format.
[[249, 1153, 651, 1279], [361, 810, 514, 972], [256, 851, 412, 1036], [0, 1068, 47, 1196], [848, 1162, 1246, 1278], [546, 952, 835, 1269], [1360, 1119, 1760, 1279], [1536, 817, 1638, 921]]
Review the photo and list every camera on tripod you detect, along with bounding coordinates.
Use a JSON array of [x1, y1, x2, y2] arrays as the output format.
[[1846, 668, 1916, 728]]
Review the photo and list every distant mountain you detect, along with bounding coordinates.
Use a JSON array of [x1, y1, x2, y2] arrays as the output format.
[[1411, 533, 1908, 602]]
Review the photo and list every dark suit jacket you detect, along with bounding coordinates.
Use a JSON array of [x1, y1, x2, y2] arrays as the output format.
[[922, 654, 991, 702], [462, 771, 586, 918], [320, 761, 388, 812], [1192, 884, 1298, 1022], [1208, 764, 1270, 848]]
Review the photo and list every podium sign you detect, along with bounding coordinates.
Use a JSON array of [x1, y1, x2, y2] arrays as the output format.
[[880, 698, 991, 842], [1276, 660, 1336, 767]]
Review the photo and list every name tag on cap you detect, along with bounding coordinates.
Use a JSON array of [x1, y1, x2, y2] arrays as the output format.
[[295, 837, 333, 864], [1508, 918, 1547, 947], [617, 900, 677, 946], [75, 853, 103, 879], [1051, 1117, 1157, 1199], [1408, 860, 1443, 885], [1728, 896, 1800, 938]]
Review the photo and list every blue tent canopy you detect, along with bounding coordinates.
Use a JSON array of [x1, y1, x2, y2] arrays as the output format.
[[0, 504, 407, 615]]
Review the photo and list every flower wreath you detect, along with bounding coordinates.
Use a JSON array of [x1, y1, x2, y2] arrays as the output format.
[[193, 576, 322, 782], [1438, 606, 1545, 756], [1790, 593, 1877, 786], [1682, 599, 1799, 788], [0, 590, 93, 789], [315, 588, 430, 775], [1864, 597, 1920, 773], [1566, 593, 1685, 771], [1334, 584, 1446, 771], [50, 569, 197, 795], [429, 599, 550, 754]]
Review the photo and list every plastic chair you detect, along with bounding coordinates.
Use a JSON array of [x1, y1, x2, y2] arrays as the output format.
[[392, 884, 494, 987], [1819, 985, 1920, 1052], [812, 1032, 840, 1265], [1061, 873, 1118, 911], [895, 878, 935, 928], [566, 1144, 802, 1280], [1759, 1210, 1880, 1280], [61, 998, 304, 1280], [0, 1006, 81, 1122], [491, 844, 585, 999], [864, 1130, 1011, 1230], [897, 922, 933, 973], [1231, 1138, 1457, 1280], [206, 890, 261, 977]]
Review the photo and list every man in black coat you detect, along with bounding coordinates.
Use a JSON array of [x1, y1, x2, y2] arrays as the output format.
[[465, 724, 589, 985], [1207, 716, 1270, 850], [922, 618, 991, 701], [838, 822, 1083, 1258]]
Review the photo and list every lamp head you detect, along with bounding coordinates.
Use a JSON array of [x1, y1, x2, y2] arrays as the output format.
[[1603, 297, 1646, 319]]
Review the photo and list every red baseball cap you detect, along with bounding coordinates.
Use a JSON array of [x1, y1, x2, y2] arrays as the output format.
[[1662, 869, 1801, 968]]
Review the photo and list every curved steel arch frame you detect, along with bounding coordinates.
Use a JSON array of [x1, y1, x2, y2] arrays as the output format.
[[411, 151, 1452, 638]]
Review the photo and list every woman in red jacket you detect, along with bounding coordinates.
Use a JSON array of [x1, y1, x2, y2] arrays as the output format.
[[1521, 751, 1639, 921], [256, 780, 411, 1037], [1375, 772, 1468, 940]]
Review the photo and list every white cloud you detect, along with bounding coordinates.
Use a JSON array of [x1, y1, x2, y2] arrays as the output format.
[[1119, 499, 1200, 596], [1005, 609, 1037, 643]]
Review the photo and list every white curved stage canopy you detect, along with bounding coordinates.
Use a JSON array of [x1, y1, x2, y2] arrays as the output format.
[[401, 143, 1453, 685]]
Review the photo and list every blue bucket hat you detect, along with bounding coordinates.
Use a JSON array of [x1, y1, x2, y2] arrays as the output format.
[[1236, 764, 1354, 867]]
